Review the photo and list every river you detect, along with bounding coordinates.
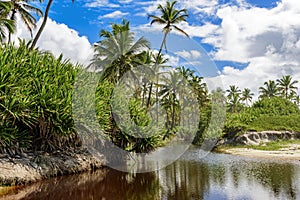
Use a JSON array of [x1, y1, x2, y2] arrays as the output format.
[[1, 146, 300, 200]]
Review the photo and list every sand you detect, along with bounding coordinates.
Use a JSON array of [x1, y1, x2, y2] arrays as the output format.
[[220, 144, 300, 161]]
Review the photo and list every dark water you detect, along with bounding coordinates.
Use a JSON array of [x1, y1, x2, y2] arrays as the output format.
[[2, 147, 300, 200]]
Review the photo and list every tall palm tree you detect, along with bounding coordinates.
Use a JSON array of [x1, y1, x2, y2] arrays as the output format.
[[7, 0, 43, 43], [151, 53, 169, 124], [276, 75, 298, 99], [240, 88, 254, 106], [190, 75, 208, 106], [293, 95, 300, 107], [0, 1, 15, 42], [176, 66, 208, 105], [159, 70, 184, 135], [226, 85, 241, 100], [176, 66, 194, 81], [31, 0, 74, 49], [146, 0, 189, 108], [259, 80, 278, 98], [90, 20, 150, 83], [227, 93, 242, 113]]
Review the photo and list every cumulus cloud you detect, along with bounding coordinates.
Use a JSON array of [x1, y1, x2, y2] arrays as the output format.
[[201, 0, 300, 99], [175, 50, 201, 60], [99, 10, 128, 19], [84, 0, 119, 8], [137, 21, 220, 39], [136, 0, 219, 17], [12, 18, 93, 66], [118, 0, 133, 3]]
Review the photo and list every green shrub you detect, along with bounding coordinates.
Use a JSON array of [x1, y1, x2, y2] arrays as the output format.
[[224, 97, 300, 136], [252, 97, 300, 115], [248, 114, 300, 132], [0, 41, 79, 153]]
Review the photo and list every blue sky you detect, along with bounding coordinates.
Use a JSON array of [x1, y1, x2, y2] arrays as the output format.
[[45, 0, 277, 42], [15, 0, 300, 97], [44, 0, 275, 72]]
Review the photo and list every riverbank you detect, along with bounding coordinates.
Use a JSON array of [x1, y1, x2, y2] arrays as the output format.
[[215, 131, 300, 160], [216, 143, 300, 161], [0, 149, 106, 186]]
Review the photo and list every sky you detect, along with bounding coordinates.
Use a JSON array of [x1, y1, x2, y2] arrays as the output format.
[[12, 0, 300, 99]]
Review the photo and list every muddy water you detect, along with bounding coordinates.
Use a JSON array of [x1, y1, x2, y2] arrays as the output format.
[[1, 147, 300, 200]]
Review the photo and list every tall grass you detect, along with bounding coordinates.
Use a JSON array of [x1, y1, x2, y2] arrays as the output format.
[[0, 41, 79, 154]]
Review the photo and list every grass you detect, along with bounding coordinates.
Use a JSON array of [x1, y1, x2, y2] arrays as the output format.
[[249, 140, 300, 151]]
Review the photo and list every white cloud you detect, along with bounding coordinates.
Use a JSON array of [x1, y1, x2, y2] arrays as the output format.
[[206, 57, 300, 100], [12, 18, 93, 66], [179, 0, 219, 15], [118, 0, 133, 3], [137, 0, 219, 16], [200, 0, 300, 100], [190, 50, 202, 59], [137, 21, 220, 39], [175, 50, 201, 60], [165, 54, 179, 67], [203, 0, 300, 63], [84, 0, 119, 8], [99, 10, 128, 19]]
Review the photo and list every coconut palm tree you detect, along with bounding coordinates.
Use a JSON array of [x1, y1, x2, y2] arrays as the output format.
[[159, 70, 184, 135], [7, 0, 43, 43], [226, 85, 241, 100], [0, 1, 15, 42], [259, 80, 278, 98], [146, 0, 189, 108], [227, 93, 242, 113], [176, 66, 208, 105], [151, 53, 170, 124], [31, 0, 74, 49], [90, 20, 150, 83], [293, 95, 300, 107], [191, 75, 208, 106], [176, 66, 194, 81], [240, 88, 254, 106], [276, 75, 298, 100]]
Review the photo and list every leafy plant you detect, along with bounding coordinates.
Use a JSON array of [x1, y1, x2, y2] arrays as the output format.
[[0, 41, 79, 153]]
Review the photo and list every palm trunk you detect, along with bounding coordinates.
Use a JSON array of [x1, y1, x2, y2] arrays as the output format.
[[155, 85, 159, 126], [7, 9, 16, 44], [146, 32, 167, 108], [141, 81, 146, 107], [30, 0, 53, 50], [171, 93, 176, 130]]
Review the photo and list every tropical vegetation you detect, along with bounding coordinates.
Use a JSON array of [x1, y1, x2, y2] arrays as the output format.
[[224, 76, 300, 139], [0, 0, 299, 158]]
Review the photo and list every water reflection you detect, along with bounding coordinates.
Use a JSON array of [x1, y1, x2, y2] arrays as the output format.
[[1, 148, 300, 200]]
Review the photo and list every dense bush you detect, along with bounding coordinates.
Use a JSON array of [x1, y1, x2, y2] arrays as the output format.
[[224, 97, 300, 136], [0, 42, 79, 154], [94, 79, 163, 153], [252, 97, 300, 115]]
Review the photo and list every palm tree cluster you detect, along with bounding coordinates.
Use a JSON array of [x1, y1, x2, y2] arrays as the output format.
[[225, 85, 253, 112], [0, 0, 207, 154], [225, 75, 299, 113], [259, 75, 299, 101], [90, 1, 208, 152]]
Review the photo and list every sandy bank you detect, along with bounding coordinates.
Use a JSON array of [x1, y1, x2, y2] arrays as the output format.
[[219, 144, 300, 161], [0, 149, 106, 186]]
